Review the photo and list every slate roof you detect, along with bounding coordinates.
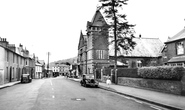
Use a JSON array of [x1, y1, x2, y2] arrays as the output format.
[[38, 60, 45, 65], [78, 31, 87, 49], [109, 37, 164, 57], [168, 55, 185, 63], [165, 28, 185, 43]]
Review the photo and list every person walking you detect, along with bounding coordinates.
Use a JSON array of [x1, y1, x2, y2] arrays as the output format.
[[106, 75, 111, 88]]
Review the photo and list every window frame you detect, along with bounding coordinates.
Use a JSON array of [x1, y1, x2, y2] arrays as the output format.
[[176, 41, 184, 55]]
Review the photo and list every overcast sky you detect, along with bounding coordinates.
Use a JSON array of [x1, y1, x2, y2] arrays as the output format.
[[0, 0, 185, 63]]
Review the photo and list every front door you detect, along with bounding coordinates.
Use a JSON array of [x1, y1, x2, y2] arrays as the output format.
[[9, 67, 12, 82]]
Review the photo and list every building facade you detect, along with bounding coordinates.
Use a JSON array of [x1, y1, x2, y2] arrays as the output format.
[[109, 37, 164, 68], [77, 9, 164, 75], [163, 28, 185, 66], [0, 38, 35, 85], [77, 10, 109, 75], [51, 63, 70, 76], [34, 57, 45, 79]]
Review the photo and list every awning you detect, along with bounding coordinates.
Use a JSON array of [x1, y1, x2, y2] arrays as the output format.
[[168, 55, 185, 63]]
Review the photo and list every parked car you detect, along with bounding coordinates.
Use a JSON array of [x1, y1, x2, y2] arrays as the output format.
[[80, 74, 99, 87], [21, 74, 32, 83]]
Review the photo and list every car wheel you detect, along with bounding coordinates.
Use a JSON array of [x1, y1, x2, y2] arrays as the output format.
[[95, 85, 98, 88], [84, 83, 87, 87]]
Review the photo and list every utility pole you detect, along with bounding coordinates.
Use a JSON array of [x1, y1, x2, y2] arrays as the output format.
[[47, 52, 50, 77]]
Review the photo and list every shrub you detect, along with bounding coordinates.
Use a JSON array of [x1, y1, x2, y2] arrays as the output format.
[[138, 66, 185, 80]]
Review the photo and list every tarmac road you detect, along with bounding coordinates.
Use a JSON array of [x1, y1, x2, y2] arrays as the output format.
[[0, 76, 161, 110]]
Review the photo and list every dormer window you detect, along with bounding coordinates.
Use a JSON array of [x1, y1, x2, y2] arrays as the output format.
[[176, 41, 184, 55]]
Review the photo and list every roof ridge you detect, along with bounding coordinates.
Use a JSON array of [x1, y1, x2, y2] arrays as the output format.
[[165, 28, 185, 43], [135, 37, 160, 39]]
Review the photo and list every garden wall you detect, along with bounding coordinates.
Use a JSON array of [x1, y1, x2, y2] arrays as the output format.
[[118, 77, 182, 95], [116, 66, 185, 95]]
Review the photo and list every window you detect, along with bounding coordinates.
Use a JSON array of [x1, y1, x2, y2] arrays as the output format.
[[170, 63, 184, 67], [176, 41, 184, 55], [20, 58, 22, 64], [13, 54, 14, 63], [137, 60, 142, 68], [12, 68, 14, 79], [96, 50, 104, 59], [17, 56, 18, 64], [16, 68, 18, 79], [170, 63, 177, 66], [7, 51, 9, 62], [177, 63, 184, 67], [6, 67, 8, 79]]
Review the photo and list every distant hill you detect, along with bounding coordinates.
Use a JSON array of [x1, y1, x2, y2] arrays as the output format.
[[50, 56, 77, 66]]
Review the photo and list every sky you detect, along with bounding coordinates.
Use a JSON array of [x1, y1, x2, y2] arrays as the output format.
[[0, 0, 185, 63]]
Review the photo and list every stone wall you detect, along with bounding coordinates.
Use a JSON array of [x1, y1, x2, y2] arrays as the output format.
[[181, 73, 185, 95], [118, 77, 182, 95]]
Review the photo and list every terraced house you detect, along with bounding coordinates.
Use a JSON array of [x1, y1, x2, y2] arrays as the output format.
[[77, 9, 164, 75], [0, 37, 35, 85]]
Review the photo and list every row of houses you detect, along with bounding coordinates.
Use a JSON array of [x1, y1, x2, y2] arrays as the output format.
[[0, 37, 45, 85], [77, 9, 185, 75], [51, 63, 70, 76]]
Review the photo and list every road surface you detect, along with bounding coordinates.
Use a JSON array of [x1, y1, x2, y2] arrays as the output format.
[[0, 77, 168, 110]]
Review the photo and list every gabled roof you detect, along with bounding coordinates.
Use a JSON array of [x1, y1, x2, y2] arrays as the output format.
[[109, 37, 164, 57], [87, 9, 109, 28], [38, 60, 45, 65], [165, 28, 185, 43], [35, 60, 42, 66], [78, 31, 87, 49]]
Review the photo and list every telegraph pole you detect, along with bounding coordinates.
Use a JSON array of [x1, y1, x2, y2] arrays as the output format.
[[47, 52, 50, 77]]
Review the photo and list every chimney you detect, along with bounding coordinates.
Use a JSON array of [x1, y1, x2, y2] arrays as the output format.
[[7, 44, 16, 52], [19, 43, 23, 47], [24, 49, 29, 57], [0, 37, 9, 47]]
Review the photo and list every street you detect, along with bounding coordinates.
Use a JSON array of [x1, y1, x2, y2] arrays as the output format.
[[0, 77, 164, 110]]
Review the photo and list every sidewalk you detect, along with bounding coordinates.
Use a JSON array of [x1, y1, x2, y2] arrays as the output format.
[[0, 81, 21, 89], [69, 78, 185, 110]]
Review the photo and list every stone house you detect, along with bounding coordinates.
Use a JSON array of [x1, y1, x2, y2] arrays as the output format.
[[0, 38, 35, 85], [77, 9, 164, 75], [163, 28, 185, 66], [77, 9, 109, 75]]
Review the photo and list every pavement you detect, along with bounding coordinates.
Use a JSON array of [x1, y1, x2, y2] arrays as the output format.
[[68, 78, 185, 110], [0, 81, 20, 89]]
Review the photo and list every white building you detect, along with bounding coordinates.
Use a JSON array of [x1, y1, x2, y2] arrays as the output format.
[[35, 60, 42, 78]]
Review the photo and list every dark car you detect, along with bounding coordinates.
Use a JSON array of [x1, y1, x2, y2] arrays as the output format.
[[80, 74, 99, 87], [21, 74, 32, 83]]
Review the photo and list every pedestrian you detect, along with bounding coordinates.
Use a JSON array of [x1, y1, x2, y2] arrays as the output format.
[[106, 75, 111, 88]]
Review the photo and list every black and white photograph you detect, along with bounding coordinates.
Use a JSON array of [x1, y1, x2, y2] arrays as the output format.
[[0, 0, 185, 110]]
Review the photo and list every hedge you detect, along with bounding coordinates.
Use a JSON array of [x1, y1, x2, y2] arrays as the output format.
[[117, 68, 140, 78], [138, 66, 185, 80]]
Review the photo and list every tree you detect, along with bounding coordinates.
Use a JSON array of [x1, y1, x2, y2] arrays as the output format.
[[98, 0, 136, 84]]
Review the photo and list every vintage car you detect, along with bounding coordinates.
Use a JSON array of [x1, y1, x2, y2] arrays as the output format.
[[80, 74, 99, 87], [21, 74, 32, 83]]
